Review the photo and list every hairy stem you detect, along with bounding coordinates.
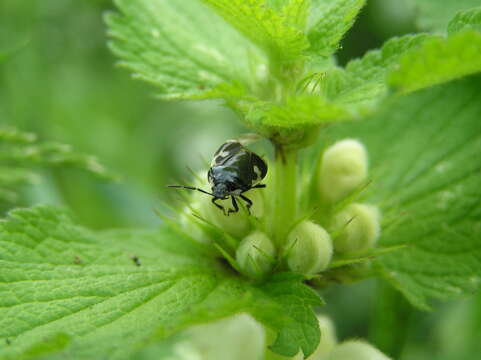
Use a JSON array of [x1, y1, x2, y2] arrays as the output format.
[[271, 145, 297, 248]]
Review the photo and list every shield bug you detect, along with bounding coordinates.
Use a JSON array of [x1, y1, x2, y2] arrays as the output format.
[[169, 139, 267, 215]]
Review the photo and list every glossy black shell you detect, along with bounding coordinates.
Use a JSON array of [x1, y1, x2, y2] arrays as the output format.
[[208, 140, 267, 198]]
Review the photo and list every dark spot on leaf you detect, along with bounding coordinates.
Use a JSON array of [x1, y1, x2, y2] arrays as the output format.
[[131, 256, 141, 267], [74, 256, 82, 265]]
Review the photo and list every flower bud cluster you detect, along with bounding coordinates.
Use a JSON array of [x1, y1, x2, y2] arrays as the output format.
[[317, 139, 381, 255], [177, 138, 381, 280], [293, 315, 391, 360], [280, 139, 381, 276], [178, 172, 275, 279]]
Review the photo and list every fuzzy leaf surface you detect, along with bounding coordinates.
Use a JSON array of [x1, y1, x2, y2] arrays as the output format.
[[106, 0, 266, 100], [0, 206, 323, 359], [329, 75, 481, 309], [407, 0, 481, 31], [243, 95, 349, 129], [389, 30, 481, 94], [448, 7, 481, 35], [308, 0, 366, 55], [281, 0, 311, 30], [317, 34, 432, 116], [319, 22, 481, 116], [200, 0, 309, 62]]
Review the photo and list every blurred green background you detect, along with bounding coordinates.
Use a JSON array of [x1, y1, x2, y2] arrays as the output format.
[[1, 1, 479, 359], [0, 0, 242, 229]]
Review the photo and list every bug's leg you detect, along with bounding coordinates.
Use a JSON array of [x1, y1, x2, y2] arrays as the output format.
[[167, 185, 215, 197], [227, 196, 239, 216], [212, 197, 226, 215], [239, 194, 253, 215], [251, 184, 266, 189]]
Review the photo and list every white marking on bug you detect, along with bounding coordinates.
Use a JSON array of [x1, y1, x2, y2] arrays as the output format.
[[253, 165, 262, 180]]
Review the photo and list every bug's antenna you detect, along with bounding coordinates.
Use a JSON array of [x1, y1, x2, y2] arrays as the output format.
[[167, 185, 216, 197]]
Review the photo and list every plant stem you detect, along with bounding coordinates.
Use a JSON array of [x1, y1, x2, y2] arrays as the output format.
[[369, 280, 413, 358], [271, 145, 297, 248]]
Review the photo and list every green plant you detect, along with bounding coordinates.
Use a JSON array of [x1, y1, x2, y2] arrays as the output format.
[[1, 1, 481, 359]]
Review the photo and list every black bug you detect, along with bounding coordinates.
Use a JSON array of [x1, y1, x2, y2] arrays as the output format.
[[169, 139, 267, 215]]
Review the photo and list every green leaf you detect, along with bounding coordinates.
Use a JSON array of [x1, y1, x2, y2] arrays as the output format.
[[254, 273, 324, 357], [318, 26, 481, 115], [317, 34, 433, 114], [308, 0, 366, 55], [0, 206, 323, 359], [106, 0, 266, 100], [19, 333, 71, 360], [281, 0, 311, 30], [448, 7, 481, 35], [200, 0, 309, 62], [406, 0, 481, 31], [328, 74, 481, 309], [243, 95, 349, 128], [264, 0, 311, 30], [389, 30, 481, 94], [0, 127, 114, 210]]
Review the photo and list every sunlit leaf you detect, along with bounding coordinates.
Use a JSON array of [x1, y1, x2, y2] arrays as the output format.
[[308, 0, 366, 55], [389, 31, 481, 93], [106, 0, 266, 100], [0, 206, 323, 359], [201, 0, 309, 62]]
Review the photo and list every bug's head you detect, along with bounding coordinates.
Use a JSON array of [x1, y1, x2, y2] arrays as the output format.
[[212, 183, 229, 199]]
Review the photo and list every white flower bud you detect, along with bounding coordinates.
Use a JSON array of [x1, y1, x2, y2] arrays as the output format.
[[327, 340, 391, 360], [332, 203, 380, 253], [286, 221, 333, 275], [184, 314, 265, 360], [312, 315, 338, 358], [236, 231, 276, 278], [200, 197, 251, 239], [318, 139, 368, 203], [179, 209, 211, 245]]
